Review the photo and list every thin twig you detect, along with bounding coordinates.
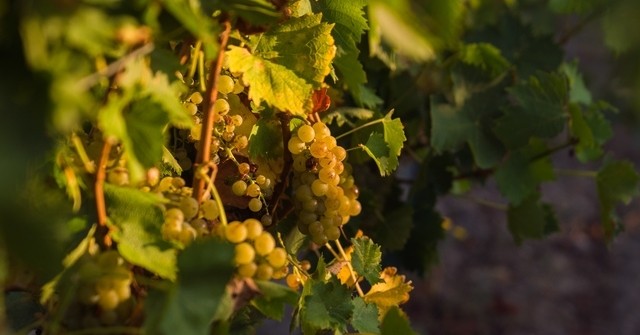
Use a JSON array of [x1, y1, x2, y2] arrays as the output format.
[[76, 43, 154, 89], [95, 138, 114, 247], [193, 20, 232, 202], [457, 194, 508, 211], [530, 138, 578, 162]]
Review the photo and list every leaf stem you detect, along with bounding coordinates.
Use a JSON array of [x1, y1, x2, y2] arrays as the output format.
[[334, 240, 365, 297], [457, 194, 508, 211], [193, 20, 232, 202], [529, 138, 578, 162], [334, 118, 386, 140]]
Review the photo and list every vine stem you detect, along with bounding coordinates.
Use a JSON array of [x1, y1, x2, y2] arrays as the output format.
[[333, 240, 365, 297], [334, 118, 385, 140], [95, 137, 114, 247], [554, 168, 598, 178], [193, 20, 232, 202]]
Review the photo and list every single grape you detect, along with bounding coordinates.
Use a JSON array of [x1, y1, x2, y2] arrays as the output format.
[[246, 183, 261, 197], [297, 124, 315, 143], [179, 197, 199, 220], [248, 197, 263, 212], [266, 248, 287, 268], [179, 157, 193, 171], [272, 266, 288, 279], [225, 221, 248, 243], [218, 75, 235, 95], [201, 199, 220, 220], [230, 115, 243, 126], [157, 176, 174, 192], [97, 289, 120, 310], [234, 242, 256, 265], [311, 234, 328, 246], [234, 135, 248, 149], [179, 224, 197, 244], [288, 136, 306, 155], [190, 218, 209, 236], [237, 262, 257, 278], [244, 218, 263, 240], [349, 200, 362, 216], [213, 99, 230, 115], [232, 79, 245, 94], [255, 175, 267, 185], [294, 185, 313, 202], [114, 282, 131, 301], [309, 141, 328, 158], [238, 162, 251, 175], [331, 146, 347, 161], [311, 179, 329, 197], [107, 168, 129, 186], [318, 168, 337, 184], [308, 221, 323, 236], [312, 122, 331, 139], [184, 102, 198, 115], [225, 124, 235, 133], [300, 260, 311, 271], [190, 91, 204, 104], [232, 180, 248, 196], [293, 155, 307, 172], [255, 263, 274, 280], [254, 232, 275, 256], [325, 226, 341, 241], [286, 273, 301, 290], [261, 214, 273, 226]]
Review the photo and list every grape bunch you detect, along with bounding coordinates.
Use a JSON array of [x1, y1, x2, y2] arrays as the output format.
[[231, 162, 274, 214], [67, 251, 134, 328], [221, 218, 289, 280], [155, 176, 220, 244], [289, 122, 361, 245]]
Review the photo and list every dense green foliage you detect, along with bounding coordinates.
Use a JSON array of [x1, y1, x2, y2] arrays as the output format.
[[1, 0, 639, 334]]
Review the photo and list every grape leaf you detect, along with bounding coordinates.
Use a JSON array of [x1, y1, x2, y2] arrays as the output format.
[[352, 297, 380, 334], [214, 0, 280, 25], [362, 132, 391, 175], [359, 112, 407, 176], [252, 280, 298, 321], [561, 62, 592, 105], [570, 102, 615, 162], [494, 72, 568, 149], [248, 117, 283, 160], [351, 237, 382, 285], [162, 0, 219, 59], [104, 184, 176, 280], [227, 46, 312, 115], [458, 43, 510, 77], [309, 0, 369, 102], [364, 267, 413, 315], [494, 141, 555, 205], [324, 107, 375, 127], [507, 192, 559, 244], [144, 239, 234, 335], [430, 92, 505, 169], [301, 277, 354, 333], [597, 160, 640, 239], [380, 306, 417, 335]]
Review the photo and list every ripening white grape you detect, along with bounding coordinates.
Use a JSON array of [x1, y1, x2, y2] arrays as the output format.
[[248, 197, 263, 212], [297, 124, 315, 143], [179, 197, 199, 220], [201, 199, 220, 220], [213, 99, 230, 115], [218, 75, 235, 95]]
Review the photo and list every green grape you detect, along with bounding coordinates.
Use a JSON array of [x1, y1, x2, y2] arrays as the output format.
[[297, 124, 315, 143], [162, 222, 182, 240], [308, 221, 323, 236], [255, 263, 274, 280], [179, 197, 199, 220], [97, 250, 123, 269], [286, 273, 301, 290], [331, 146, 347, 161], [255, 175, 267, 185], [179, 224, 197, 244], [232, 180, 248, 196], [312, 234, 328, 246], [225, 221, 248, 243], [298, 211, 317, 225], [218, 75, 235, 95], [287, 136, 306, 155], [237, 262, 257, 278], [302, 198, 318, 212], [225, 124, 235, 133], [232, 79, 245, 94], [260, 214, 273, 226], [311, 179, 328, 197], [157, 176, 174, 192], [309, 141, 328, 158], [172, 177, 186, 188], [295, 185, 313, 202], [254, 232, 275, 256], [179, 157, 193, 171], [272, 266, 288, 279], [349, 200, 362, 216], [312, 122, 331, 139], [244, 218, 263, 240], [318, 168, 337, 184], [114, 282, 131, 301], [190, 91, 204, 104], [234, 135, 249, 149], [163, 217, 182, 231], [246, 183, 261, 197], [234, 242, 256, 265], [213, 99, 230, 115], [107, 168, 129, 186], [97, 289, 120, 310], [190, 218, 209, 236], [293, 155, 307, 172], [322, 136, 337, 150], [319, 155, 337, 169], [266, 247, 287, 268], [238, 162, 251, 175], [201, 199, 220, 220], [230, 115, 243, 126], [325, 226, 341, 241], [248, 197, 263, 212], [184, 102, 198, 115]]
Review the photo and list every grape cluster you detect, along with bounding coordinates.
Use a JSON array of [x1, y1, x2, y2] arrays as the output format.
[[289, 122, 361, 245], [221, 218, 289, 280], [231, 162, 274, 214], [69, 251, 134, 327], [155, 176, 220, 244]]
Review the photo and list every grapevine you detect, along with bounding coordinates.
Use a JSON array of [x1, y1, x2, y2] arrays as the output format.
[[2, 1, 640, 335]]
